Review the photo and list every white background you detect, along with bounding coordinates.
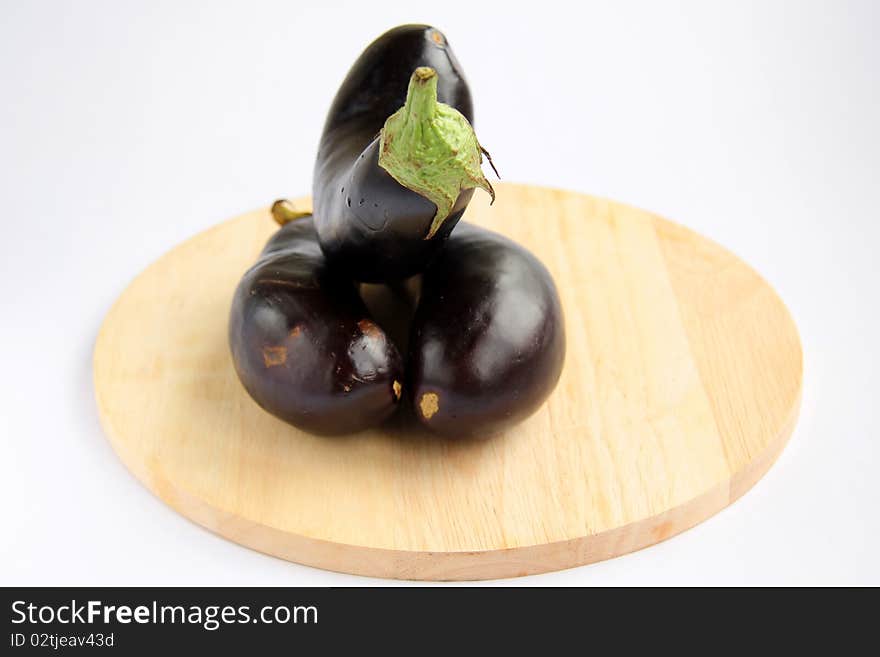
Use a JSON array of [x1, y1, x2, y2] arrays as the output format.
[[2, 0, 878, 586]]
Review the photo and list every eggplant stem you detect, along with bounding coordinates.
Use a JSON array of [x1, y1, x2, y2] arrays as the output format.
[[271, 199, 311, 226], [379, 66, 496, 239]]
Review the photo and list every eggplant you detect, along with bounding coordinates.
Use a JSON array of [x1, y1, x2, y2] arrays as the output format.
[[313, 24, 495, 282], [409, 223, 565, 437], [229, 213, 403, 435]]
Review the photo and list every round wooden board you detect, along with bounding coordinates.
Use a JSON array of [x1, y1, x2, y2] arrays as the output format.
[[94, 183, 802, 580]]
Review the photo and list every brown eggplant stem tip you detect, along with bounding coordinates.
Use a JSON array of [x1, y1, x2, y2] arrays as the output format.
[[271, 199, 311, 226]]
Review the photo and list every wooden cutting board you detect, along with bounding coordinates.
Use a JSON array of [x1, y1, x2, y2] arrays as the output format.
[[93, 183, 802, 580]]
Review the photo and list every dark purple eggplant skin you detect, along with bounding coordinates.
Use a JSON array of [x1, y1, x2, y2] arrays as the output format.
[[313, 24, 475, 283], [408, 223, 566, 437], [229, 217, 403, 435]]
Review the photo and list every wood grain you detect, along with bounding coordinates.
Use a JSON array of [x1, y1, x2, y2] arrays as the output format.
[[93, 183, 802, 580]]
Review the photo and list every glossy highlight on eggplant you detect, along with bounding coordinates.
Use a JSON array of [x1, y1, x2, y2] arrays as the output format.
[[313, 24, 477, 282], [229, 216, 403, 435], [408, 223, 566, 437]]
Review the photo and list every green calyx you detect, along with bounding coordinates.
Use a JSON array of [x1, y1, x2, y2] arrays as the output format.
[[378, 67, 495, 240]]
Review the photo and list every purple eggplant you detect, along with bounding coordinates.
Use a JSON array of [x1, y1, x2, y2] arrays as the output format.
[[408, 223, 565, 437], [229, 215, 403, 435], [313, 24, 494, 282]]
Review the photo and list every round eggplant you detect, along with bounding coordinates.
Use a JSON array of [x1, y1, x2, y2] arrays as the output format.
[[409, 224, 565, 437], [313, 24, 494, 282], [229, 215, 404, 435]]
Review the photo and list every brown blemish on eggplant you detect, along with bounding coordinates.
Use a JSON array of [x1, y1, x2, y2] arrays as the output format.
[[358, 318, 381, 338], [419, 392, 439, 419], [254, 279, 310, 290], [262, 345, 287, 367], [289, 325, 302, 339], [392, 380, 402, 400]]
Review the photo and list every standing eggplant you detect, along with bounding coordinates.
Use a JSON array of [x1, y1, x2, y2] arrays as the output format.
[[408, 223, 566, 437], [313, 24, 495, 282], [229, 212, 403, 435]]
